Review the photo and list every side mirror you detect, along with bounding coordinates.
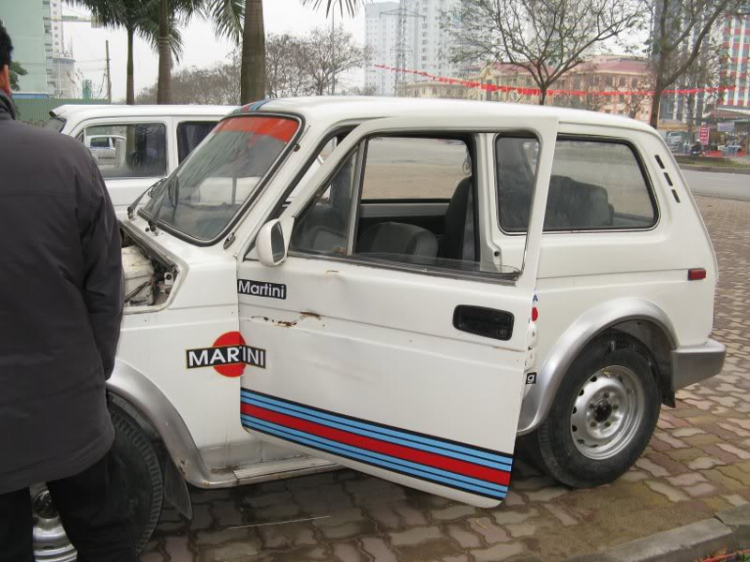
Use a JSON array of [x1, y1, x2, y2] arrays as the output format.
[[257, 220, 287, 267]]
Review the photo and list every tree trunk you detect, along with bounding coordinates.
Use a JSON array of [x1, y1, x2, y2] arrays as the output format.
[[538, 86, 547, 106], [126, 26, 135, 105], [157, 0, 172, 105], [649, 85, 662, 129], [240, 0, 266, 104], [686, 94, 695, 148]]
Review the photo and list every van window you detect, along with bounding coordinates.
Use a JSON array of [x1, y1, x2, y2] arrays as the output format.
[[82, 123, 167, 179], [177, 121, 218, 163], [496, 137, 657, 232]]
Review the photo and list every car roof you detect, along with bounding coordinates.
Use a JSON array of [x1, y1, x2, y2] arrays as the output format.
[[51, 104, 235, 120], [239, 96, 656, 135]]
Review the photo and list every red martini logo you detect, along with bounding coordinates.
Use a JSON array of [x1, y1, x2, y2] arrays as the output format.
[[186, 332, 266, 378]]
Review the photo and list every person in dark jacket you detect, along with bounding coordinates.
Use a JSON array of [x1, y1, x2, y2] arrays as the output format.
[[0, 23, 137, 562]]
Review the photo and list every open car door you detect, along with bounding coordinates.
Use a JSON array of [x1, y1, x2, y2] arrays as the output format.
[[237, 115, 557, 507]]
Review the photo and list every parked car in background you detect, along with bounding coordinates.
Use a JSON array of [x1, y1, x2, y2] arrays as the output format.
[[45, 105, 234, 217], [32, 97, 725, 560], [84, 133, 126, 168]]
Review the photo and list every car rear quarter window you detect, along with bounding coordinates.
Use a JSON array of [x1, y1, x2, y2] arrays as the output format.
[[496, 137, 657, 232]]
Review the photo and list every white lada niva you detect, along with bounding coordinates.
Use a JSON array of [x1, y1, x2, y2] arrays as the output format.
[[32, 97, 726, 560]]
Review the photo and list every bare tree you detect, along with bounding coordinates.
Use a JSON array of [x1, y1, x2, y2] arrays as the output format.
[[622, 71, 655, 120], [301, 26, 369, 96], [449, 0, 642, 105], [646, 0, 744, 128], [677, 39, 729, 143], [137, 26, 370, 104], [265, 34, 311, 98], [137, 60, 240, 104]]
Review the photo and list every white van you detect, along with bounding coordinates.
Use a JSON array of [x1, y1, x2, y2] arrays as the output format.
[[45, 105, 234, 217], [33, 97, 724, 561]]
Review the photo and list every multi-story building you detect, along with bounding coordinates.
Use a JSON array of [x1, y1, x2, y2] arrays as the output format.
[[365, 0, 459, 96], [46, 0, 79, 98], [402, 0, 459, 82], [405, 56, 654, 122], [365, 2, 399, 96], [552, 56, 654, 121], [721, 8, 750, 107], [0, 0, 49, 96], [0, 0, 78, 98]]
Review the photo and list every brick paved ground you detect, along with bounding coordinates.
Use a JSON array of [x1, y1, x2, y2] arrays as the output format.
[[140, 195, 750, 562]]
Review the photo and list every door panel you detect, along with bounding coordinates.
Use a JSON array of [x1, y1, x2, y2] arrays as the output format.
[[238, 116, 557, 507]]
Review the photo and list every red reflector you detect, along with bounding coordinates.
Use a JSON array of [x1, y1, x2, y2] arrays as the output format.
[[531, 307, 539, 322], [688, 268, 707, 281]]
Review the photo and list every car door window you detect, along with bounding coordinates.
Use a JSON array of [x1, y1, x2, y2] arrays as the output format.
[[290, 135, 517, 277], [80, 123, 167, 179]]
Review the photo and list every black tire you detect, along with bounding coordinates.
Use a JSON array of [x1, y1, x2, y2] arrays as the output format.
[[528, 332, 661, 488], [109, 405, 164, 553]]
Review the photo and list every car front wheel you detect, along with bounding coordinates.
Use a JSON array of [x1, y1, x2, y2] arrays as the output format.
[[32, 404, 163, 561], [527, 332, 661, 488]]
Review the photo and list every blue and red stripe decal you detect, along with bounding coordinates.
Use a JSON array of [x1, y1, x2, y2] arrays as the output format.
[[240, 389, 513, 500]]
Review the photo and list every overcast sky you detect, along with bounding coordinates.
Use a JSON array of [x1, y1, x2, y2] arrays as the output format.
[[64, 0, 370, 102]]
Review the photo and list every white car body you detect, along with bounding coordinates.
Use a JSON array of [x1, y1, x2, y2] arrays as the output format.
[[36, 97, 725, 558], [47, 105, 234, 216], [112, 96, 723, 502]]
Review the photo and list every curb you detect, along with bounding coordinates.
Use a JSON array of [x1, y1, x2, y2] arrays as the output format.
[[565, 504, 750, 562], [678, 164, 750, 175]]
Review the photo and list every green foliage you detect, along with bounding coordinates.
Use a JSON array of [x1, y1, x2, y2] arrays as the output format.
[[9, 61, 27, 91], [300, 0, 361, 16]]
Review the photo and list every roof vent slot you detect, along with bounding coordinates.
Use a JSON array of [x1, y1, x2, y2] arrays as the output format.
[[655, 155, 665, 169]]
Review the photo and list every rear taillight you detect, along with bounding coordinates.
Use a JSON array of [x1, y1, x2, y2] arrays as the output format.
[[688, 268, 707, 281]]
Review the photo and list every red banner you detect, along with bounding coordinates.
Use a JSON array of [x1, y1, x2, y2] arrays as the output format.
[[375, 64, 743, 98]]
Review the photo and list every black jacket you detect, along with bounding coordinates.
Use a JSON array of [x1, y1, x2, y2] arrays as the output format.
[[0, 91, 123, 493]]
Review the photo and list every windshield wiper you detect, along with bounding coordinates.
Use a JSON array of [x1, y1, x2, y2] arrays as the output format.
[[127, 178, 166, 220]]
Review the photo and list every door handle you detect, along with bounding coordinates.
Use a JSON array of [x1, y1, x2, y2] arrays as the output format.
[[453, 305, 514, 341]]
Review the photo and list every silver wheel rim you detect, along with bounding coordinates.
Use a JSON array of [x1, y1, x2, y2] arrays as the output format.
[[31, 484, 77, 562], [570, 365, 645, 460]]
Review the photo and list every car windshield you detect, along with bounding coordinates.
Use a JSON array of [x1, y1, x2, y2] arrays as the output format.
[[44, 117, 66, 133], [141, 115, 299, 242]]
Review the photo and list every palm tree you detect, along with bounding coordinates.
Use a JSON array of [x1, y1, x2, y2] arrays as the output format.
[[155, 0, 244, 104], [67, 0, 182, 104], [239, 0, 361, 104]]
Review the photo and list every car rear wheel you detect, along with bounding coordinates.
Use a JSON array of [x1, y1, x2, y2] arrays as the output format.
[[32, 405, 163, 560], [527, 332, 661, 488]]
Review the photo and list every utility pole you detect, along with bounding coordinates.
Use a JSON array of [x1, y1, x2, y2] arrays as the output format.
[[331, 9, 336, 95], [381, 4, 424, 96], [105, 40, 112, 103]]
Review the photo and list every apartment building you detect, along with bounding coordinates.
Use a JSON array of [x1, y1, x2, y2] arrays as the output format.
[[365, 0, 459, 95]]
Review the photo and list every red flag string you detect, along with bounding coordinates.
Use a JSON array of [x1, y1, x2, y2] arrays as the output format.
[[374, 64, 746, 97]]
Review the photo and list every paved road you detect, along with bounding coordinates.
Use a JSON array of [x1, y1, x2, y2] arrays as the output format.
[[682, 169, 750, 201], [140, 195, 750, 562]]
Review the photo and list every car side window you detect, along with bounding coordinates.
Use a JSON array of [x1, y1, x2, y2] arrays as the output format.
[[355, 136, 477, 269], [497, 137, 657, 232], [81, 123, 167, 179], [177, 121, 218, 163], [290, 135, 516, 277]]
